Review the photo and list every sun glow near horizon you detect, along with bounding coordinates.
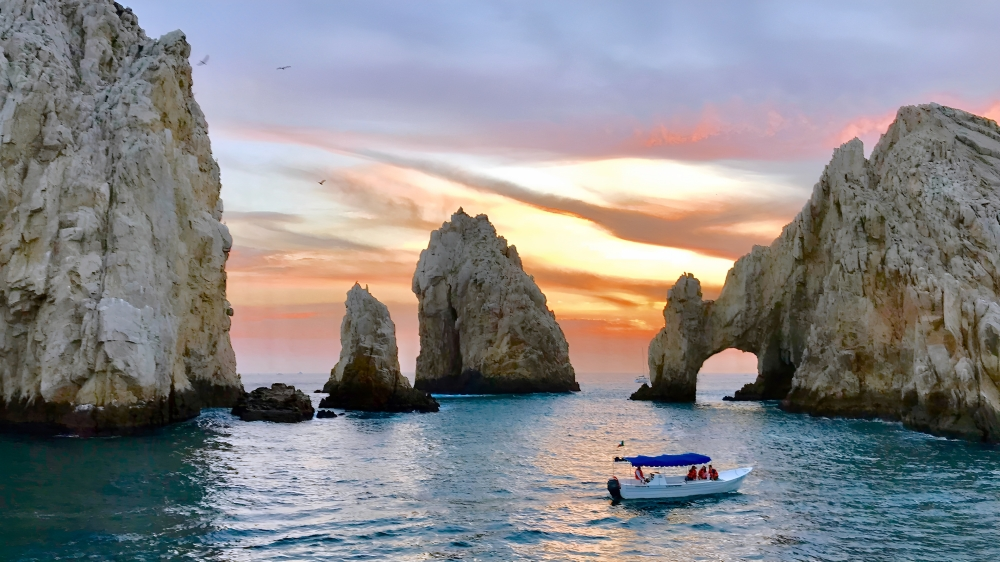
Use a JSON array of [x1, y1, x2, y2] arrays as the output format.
[[132, 0, 1000, 378], [218, 134, 791, 375]]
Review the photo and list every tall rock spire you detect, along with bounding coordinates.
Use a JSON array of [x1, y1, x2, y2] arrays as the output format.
[[0, 0, 241, 433], [321, 284, 438, 412], [412, 209, 579, 394]]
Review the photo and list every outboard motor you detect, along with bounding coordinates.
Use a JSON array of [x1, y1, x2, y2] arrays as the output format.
[[607, 476, 622, 500]]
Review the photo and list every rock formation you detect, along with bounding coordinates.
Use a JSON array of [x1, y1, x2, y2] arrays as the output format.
[[634, 104, 1000, 442], [0, 1, 242, 433], [320, 284, 438, 412], [412, 209, 579, 393], [232, 384, 314, 423]]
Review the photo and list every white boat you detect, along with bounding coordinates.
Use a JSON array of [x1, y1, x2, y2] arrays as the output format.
[[607, 453, 752, 500], [634, 375, 649, 384]]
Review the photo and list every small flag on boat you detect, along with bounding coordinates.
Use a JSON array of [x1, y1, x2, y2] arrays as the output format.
[[617, 440, 625, 447]]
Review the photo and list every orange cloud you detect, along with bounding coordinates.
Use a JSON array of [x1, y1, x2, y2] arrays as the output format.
[[221, 153, 760, 373], [217, 96, 1000, 375], [217, 102, 813, 163], [226, 234, 742, 374], [356, 152, 803, 259], [218, 96, 1000, 167], [639, 105, 726, 147], [524, 260, 723, 305], [226, 247, 416, 283], [831, 99, 1000, 151]]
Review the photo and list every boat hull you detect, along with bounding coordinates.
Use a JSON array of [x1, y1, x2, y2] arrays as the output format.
[[615, 467, 752, 500]]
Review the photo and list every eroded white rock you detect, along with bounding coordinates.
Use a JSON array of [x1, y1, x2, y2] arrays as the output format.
[[0, 1, 241, 433], [636, 104, 1000, 441], [328, 283, 404, 390], [412, 209, 578, 393], [321, 284, 438, 412]]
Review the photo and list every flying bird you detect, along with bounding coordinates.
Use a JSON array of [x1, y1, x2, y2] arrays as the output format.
[[197, 55, 209, 66], [318, 179, 326, 185], [277, 65, 291, 70]]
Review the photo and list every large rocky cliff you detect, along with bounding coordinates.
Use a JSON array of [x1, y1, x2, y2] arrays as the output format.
[[413, 209, 578, 393], [321, 284, 438, 412], [0, 1, 241, 433], [634, 104, 1000, 442]]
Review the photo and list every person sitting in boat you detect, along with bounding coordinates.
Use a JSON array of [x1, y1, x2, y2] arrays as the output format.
[[709, 465, 719, 481], [634, 466, 646, 482], [685, 466, 697, 481], [698, 465, 708, 480]]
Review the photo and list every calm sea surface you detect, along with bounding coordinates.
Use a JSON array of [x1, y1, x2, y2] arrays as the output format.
[[2, 372, 999, 561]]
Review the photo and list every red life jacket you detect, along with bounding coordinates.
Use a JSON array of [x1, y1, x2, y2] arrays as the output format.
[[634, 467, 644, 481], [686, 468, 697, 479], [710, 469, 719, 480], [698, 467, 708, 479]]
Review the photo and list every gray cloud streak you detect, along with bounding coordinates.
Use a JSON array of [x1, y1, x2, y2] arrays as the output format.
[[524, 262, 673, 307], [360, 151, 802, 259], [225, 211, 378, 251], [132, 0, 1000, 160]]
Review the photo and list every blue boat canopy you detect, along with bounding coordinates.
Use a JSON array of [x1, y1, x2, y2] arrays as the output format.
[[624, 453, 711, 467]]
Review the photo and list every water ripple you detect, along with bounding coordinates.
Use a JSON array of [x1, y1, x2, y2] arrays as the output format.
[[1, 373, 998, 561]]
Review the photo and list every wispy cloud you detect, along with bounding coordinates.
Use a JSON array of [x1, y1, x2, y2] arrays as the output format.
[[123, 0, 1000, 374], [225, 211, 378, 251], [357, 151, 802, 259], [322, 172, 439, 230], [155, 0, 1000, 161], [525, 261, 720, 306], [831, 110, 897, 148], [212, 107, 861, 163], [226, 246, 417, 284]]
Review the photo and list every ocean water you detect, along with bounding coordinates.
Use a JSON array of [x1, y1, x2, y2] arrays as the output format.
[[2, 372, 999, 561]]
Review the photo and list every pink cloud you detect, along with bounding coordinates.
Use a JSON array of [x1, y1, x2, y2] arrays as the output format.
[[980, 101, 1000, 123], [215, 102, 823, 162], [219, 97, 1000, 374], [830, 98, 1000, 152], [832, 111, 897, 147], [638, 104, 728, 147], [217, 96, 1000, 165]]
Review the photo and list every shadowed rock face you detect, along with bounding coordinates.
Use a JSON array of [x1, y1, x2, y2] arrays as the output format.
[[0, 1, 242, 434], [634, 104, 1000, 442], [232, 384, 314, 423], [412, 209, 579, 394], [320, 284, 438, 412]]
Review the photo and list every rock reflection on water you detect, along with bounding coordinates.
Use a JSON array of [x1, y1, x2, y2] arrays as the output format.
[[2, 372, 1000, 561]]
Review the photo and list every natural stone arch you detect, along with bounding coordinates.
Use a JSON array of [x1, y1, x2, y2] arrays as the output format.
[[632, 273, 805, 402], [631, 104, 1000, 442]]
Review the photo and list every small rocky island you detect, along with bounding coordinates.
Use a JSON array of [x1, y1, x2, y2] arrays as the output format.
[[0, 1, 242, 433], [634, 104, 1000, 442], [320, 284, 439, 412], [232, 384, 315, 423], [412, 209, 579, 394]]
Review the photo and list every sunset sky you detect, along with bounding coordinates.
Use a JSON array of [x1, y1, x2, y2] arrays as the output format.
[[127, 1, 1000, 376]]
